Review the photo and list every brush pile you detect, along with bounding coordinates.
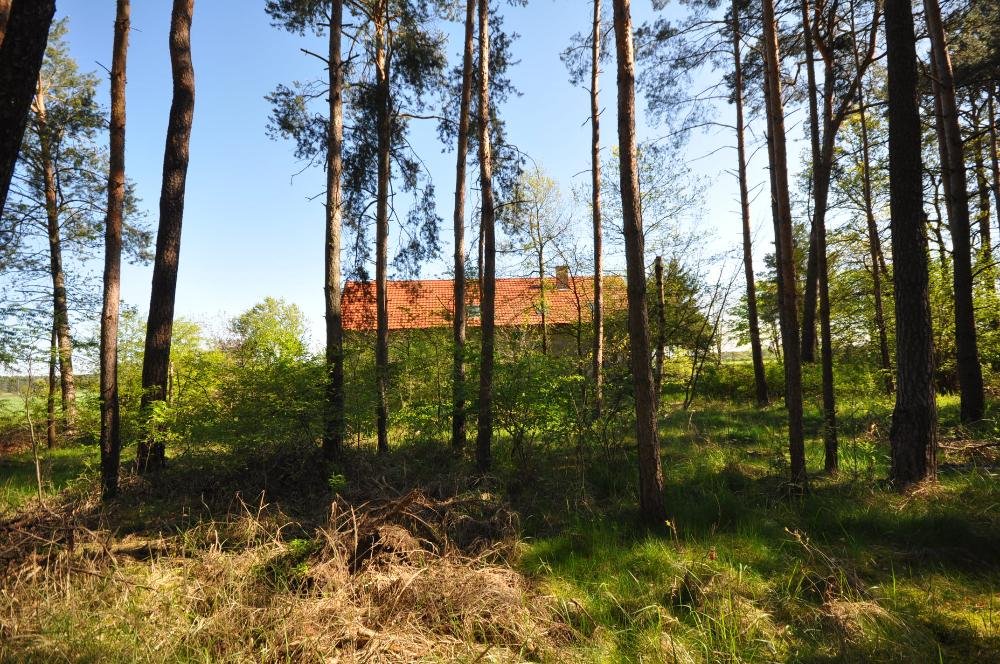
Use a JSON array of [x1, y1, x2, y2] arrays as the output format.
[[0, 478, 570, 663]]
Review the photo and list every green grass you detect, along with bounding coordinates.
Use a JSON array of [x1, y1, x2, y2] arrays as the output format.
[[0, 443, 98, 514], [517, 395, 1000, 662], [2, 393, 998, 662]]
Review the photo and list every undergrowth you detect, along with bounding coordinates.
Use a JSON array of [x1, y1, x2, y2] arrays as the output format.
[[0, 396, 998, 662]]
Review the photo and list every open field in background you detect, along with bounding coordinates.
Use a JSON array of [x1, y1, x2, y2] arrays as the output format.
[[1, 394, 998, 662]]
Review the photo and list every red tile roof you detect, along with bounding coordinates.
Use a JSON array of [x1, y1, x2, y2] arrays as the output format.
[[341, 275, 626, 331]]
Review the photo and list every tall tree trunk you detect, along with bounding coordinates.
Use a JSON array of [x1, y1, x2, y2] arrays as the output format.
[[538, 247, 547, 355], [885, 0, 937, 487], [0, 0, 55, 217], [323, 0, 345, 460], [817, 192, 837, 471], [803, 0, 840, 469], [591, 0, 605, 418], [763, 69, 786, 368], [477, 215, 484, 294], [475, 0, 497, 472], [35, 84, 78, 436], [799, 0, 821, 364], [856, 82, 893, 393], [989, 89, 1000, 233], [451, 0, 475, 450], [100, 0, 129, 499], [138, 0, 195, 472], [973, 118, 993, 281], [762, 0, 807, 487], [654, 255, 665, 400], [816, 78, 838, 473], [374, 8, 391, 455], [612, 0, 667, 525], [46, 320, 56, 449], [924, 0, 984, 423], [731, 0, 768, 407]]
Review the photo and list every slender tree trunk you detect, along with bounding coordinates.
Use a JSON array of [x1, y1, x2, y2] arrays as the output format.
[[924, 0, 984, 423], [802, 0, 839, 468], [816, 89, 838, 473], [817, 192, 837, 471], [654, 255, 665, 400], [799, 0, 821, 364], [591, 0, 605, 418], [46, 320, 56, 449], [100, 0, 129, 499], [973, 121, 993, 278], [323, 0, 345, 460], [989, 89, 1000, 234], [857, 82, 893, 393], [612, 0, 667, 525], [731, 0, 768, 407], [763, 72, 786, 364], [0, 0, 55, 217], [538, 241, 547, 355], [374, 8, 391, 455], [477, 215, 484, 294], [929, 183, 950, 273], [138, 0, 195, 472], [885, 0, 937, 487], [451, 0, 475, 450], [475, 0, 497, 472], [762, 0, 807, 487], [35, 86, 78, 436]]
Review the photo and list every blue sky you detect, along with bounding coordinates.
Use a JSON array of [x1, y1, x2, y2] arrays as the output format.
[[56, 0, 794, 344]]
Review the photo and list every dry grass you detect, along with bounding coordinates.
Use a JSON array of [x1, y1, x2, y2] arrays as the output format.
[[0, 477, 571, 663]]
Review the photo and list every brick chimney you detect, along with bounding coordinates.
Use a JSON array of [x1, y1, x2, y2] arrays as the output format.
[[555, 265, 570, 290]]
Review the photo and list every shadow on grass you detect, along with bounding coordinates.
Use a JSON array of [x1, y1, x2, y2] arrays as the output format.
[[3, 393, 998, 662]]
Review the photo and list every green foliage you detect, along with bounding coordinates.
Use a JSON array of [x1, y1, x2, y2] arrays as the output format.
[[266, 0, 448, 279], [255, 537, 321, 592], [327, 472, 348, 494], [1, 20, 149, 335], [493, 342, 585, 468]]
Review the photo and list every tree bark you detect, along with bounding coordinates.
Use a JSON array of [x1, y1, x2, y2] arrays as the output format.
[[138, 0, 195, 472], [799, 0, 822, 364], [817, 182, 837, 472], [731, 0, 768, 407], [537, 240, 547, 355], [972, 111, 993, 282], [100, 0, 129, 499], [475, 0, 497, 472], [815, 87, 838, 473], [35, 84, 77, 437], [591, 0, 605, 418], [451, 0, 475, 451], [989, 89, 1000, 234], [0, 0, 55, 218], [857, 82, 893, 393], [46, 320, 56, 449], [654, 255, 665, 400], [885, 0, 937, 487], [323, 0, 345, 460], [762, 0, 807, 487], [924, 0, 984, 423], [374, 6, 391, 455], [612, 0, 667, 525]]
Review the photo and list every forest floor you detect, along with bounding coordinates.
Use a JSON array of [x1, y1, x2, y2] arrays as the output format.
[[1, 395, 999, 662]]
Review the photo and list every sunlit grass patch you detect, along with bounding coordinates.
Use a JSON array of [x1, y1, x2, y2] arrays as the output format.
[[0, 443, 97, 514]]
